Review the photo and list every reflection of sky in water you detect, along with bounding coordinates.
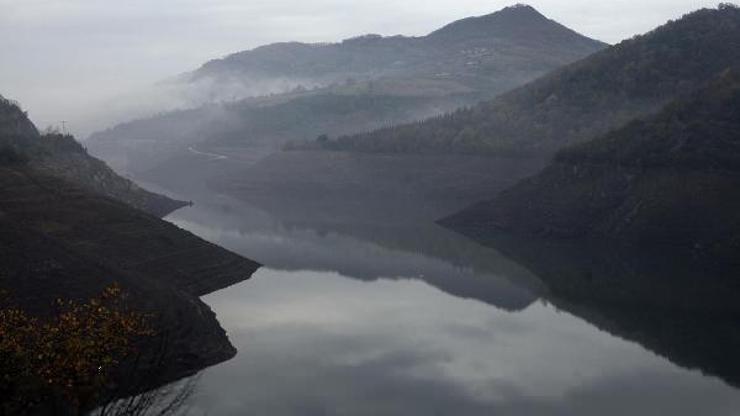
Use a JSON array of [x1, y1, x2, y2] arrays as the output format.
[[166, 199, 740, 415], [192, 269, 740, 416]]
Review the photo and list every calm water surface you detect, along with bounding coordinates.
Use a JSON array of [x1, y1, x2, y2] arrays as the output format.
[[165, 194, 740, 415]]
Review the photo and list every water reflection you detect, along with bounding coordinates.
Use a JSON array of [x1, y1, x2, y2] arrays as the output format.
[[164, 194, 740, 415], [168, 195, 544, 312], [193, 269, 740, 415], [458, 232, 740, 388]]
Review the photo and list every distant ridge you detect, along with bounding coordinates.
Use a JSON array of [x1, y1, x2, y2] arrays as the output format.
[[185, 4, 606, 86], [88, 5, 605, 181], [319, 5, 740, 156]]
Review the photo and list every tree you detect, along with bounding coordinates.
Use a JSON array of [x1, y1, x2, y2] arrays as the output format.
[[0, 284, 197, 416]]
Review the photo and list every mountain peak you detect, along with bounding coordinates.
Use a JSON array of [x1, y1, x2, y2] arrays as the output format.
[[497, 3, 541, 15], [426, 4, 589, 43], [480, 3, 549, 24]]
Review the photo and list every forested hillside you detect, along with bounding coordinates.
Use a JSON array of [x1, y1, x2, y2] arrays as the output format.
[[317, 5, 740, 156], [442, 69, 740, 261]]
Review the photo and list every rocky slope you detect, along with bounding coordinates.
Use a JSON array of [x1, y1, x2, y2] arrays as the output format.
[[0, 96, 186, 216], [442, 70, 740, 262]]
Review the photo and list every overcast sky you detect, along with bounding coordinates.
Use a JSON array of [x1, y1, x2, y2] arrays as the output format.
[[0, 0, 723, 134]]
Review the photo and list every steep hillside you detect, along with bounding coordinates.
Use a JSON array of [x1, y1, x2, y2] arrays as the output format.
[[442, 70, 740, 262], [87, 5, 605, 178], [0, 97, 186, 216], [0, 95, 262, 392], [0, 163, 261, 391], [0, 95, 38, 139], [319, 5, 740, 156]]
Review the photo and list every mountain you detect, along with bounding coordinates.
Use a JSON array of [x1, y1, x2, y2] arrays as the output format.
[[183, 4, 605, 99], [316, 5, 740, 156], [427, 3, 597, 47], [86, 5, 605, 181], [442, 69, 740, 262], [216, 5, 740, 225], [0, 97, 186, 216]]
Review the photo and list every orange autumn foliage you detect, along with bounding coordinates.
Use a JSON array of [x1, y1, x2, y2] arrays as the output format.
[[0, 284, 153, 414]]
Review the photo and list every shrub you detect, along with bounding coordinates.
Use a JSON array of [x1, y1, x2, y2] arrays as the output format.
[[0, 285, 152, 415]]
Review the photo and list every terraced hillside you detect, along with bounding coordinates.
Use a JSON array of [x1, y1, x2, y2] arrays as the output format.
[[0, 163, 260, 383]]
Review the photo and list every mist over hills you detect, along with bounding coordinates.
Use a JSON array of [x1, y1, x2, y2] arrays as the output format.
[[183, 4, 605, 99], [314, 5, 740, 156], [190, 5, 740, 227], [87, 5, 605, 177], [443, 69, 740, 261], [5, 3, 740, 411]]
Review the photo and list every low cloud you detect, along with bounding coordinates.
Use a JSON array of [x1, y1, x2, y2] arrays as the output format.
[[0, 0, 721, 136]]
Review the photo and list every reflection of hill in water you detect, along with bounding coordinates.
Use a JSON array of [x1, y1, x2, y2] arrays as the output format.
[[168, 194, 544, 312], [454, 228, 740, 388], [164, 186, 740, 390]]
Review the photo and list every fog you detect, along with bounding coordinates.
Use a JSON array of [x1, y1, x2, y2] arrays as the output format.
[[0, 0, 722, 136]]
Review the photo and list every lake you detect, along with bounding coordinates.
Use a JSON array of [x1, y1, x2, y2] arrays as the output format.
[[164, 191, 740, 415]]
